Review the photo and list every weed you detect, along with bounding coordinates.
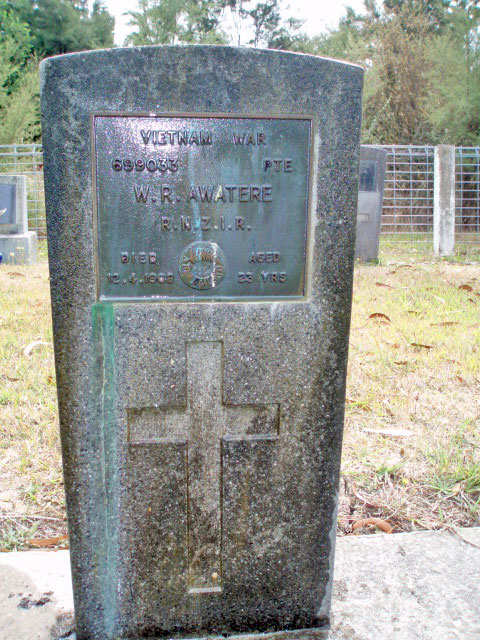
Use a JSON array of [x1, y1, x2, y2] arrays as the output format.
[[375, 461, 405, 481], [0, 522, 39, 551], [23, 481, 39, 503]]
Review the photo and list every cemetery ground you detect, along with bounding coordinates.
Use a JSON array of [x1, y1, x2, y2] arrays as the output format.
[[0, 240, 479, 551]]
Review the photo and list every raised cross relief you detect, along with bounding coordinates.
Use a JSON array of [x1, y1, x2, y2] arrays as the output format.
[[127, 341, 280, 595]]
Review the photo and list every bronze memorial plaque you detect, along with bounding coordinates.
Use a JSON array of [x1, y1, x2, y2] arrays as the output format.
[[93, 114, 312, 301]]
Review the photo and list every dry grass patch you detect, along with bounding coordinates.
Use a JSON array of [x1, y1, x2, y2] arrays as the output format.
[[341, 259, 480, 535], [0, 251, 66, 550], [0, 241, 479, 547]]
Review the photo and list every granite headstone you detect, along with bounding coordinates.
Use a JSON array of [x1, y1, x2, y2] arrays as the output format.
[[355, 146, 387, 262], [40, 46, 363, 640], [0, 175, 37, 264]]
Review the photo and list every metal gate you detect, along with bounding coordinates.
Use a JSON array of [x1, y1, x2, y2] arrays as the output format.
[[456, 147, 480, 242], [381, 145, 435, 242]]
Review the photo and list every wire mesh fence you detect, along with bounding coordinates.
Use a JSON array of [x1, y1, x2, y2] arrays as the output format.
[[0, 144, 45, 236], [381, 145, 435, 242], [0, 143, 479, 246], [455, 147, 480, 242]]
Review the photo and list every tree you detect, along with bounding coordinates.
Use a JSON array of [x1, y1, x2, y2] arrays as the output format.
[[0, 0, 116, 144], [238, 0, 303, 48], [8, 0, 115, 57], [296, 2, 449, 143], [126, 0, 304, 49], [360, 0, 480, 143], [88, 0, 116, 49], [362, 7, 435, 143], [245, 0, 282, 47], [220, 0, 303, 48], [0, 3, 40, 143], [126, 0, 226, 45], [289, 6, 366, 59], [423, 0, 480, 143], [383, 0, 452, 31], [291, 0, 480, 144]]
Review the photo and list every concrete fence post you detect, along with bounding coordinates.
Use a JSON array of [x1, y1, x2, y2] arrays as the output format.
[[434, 145, 455, 255]]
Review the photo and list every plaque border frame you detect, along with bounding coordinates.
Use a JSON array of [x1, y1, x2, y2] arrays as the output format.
[[91, 111, 315, 304]]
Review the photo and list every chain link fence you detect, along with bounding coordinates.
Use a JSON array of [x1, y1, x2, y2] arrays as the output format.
[[0, 143, 479, 245]]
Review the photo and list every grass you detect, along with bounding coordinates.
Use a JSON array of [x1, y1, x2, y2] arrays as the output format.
[[0, 239, 479, 548], [340, 238, 480, 534], [0, 521, 40, 551], [379, 234, 480, 263], [0, 246, 65, 550]]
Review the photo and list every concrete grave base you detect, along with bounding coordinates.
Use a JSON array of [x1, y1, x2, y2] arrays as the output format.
[[0, 231, 37, 264], [1, 528, 479, 640]]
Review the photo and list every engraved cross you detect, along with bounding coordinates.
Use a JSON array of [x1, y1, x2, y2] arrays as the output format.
[[128, 341, 279, 595]]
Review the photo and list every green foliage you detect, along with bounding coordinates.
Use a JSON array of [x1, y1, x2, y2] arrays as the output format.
[[0, 0, 115, 142], [362, 8, 434, 143], [244, 0, 283, 47], [296, 0, 480, 145], [424, 31, 480, 143], [88, 0, 116, 49], [126, 0, 303, 48], [0, 56, 40, 143], [383, 0, 452, 31], [126, 0, 227, 45], [0, 1, 32, 60], [426, 0, 480, 144], [0, 3, 39, 143], [290, 7, 366, 58], [369, 0, 480, 144], [1, 0, 479, 146], [8, 0, 115, 56], [237, 0, 303, 48], [222, 0, 303, 49]]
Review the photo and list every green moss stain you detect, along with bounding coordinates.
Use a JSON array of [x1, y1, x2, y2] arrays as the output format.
[[92, 303, 118, 637]]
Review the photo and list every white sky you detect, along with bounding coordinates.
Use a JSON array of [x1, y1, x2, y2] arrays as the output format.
[[98, 0, 367, 47]]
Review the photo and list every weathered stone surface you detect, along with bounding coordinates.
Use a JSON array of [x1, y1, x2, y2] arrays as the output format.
[[0, 174, 37, 264], [355, 146, 387, 262], [332, 527, 480, 640], [40, 46, 363, 639], [2, 529, 480, 640], [0, 231, 37, 264], [0, 175, 27, 234], [0, 551, 74, 640]]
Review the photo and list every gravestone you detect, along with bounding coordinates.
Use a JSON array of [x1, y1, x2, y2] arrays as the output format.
[[40, 46, 363, 640], [0, 175, 37, 264], [355, 146, 387, 262]]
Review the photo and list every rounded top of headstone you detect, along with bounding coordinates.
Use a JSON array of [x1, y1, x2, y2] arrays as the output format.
[[40, 44, 363, 74], [39, 46, 363, 121]]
